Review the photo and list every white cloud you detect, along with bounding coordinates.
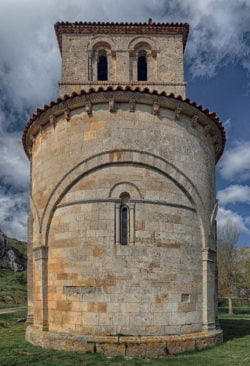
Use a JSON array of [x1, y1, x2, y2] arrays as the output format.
[[0, 0, 248, 107], [0, 0, 250, 240], [219, 141, 250, 182], [184, 0, 250, 77], [0, 189, 28, 241], [217, 207, 250, 233], [0, 132, 29, 190], [218, 185, 250, 205]]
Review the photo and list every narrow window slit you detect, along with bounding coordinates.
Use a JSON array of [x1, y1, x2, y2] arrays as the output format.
[[97, 54, 108, 81], [138, 54, 147, 81], [120, 206, 128, 245], [119, 192, 130, 246]]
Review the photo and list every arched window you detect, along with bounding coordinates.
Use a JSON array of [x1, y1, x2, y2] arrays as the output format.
[[120, 205, 128, 245], [120, 192, 130, 246], [97, 51, 108, 81], [137, 52, 147, 81]]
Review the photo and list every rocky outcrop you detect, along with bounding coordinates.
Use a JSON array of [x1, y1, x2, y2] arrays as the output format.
[[0, 230, 26, 272]]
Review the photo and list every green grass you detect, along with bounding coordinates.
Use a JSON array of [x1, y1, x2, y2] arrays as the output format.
[[0, 303, 26, 309], [0, 269, 27, 304], [0, 312, 249, 365]]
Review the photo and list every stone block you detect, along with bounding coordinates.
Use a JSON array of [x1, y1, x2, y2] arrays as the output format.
[[96, 343, 125, 356], [126, 342, 167, 357]]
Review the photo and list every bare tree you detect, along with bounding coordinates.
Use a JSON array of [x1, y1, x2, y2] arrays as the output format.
[[217, 219, 240, 315]]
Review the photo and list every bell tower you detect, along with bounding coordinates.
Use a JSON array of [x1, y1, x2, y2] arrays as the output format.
[[55, 19, 189, 96]]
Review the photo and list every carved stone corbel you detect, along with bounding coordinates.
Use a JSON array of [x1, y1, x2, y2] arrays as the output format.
[[214, 142, 220, 153], [191, 114, 198, 128], [28, 145, 33, 157], [175, 106, 182, 120], [85, 101, 92, 115], [38, 125, 44, 136], [64, 108, 70, 122], [49, 114, 56, 128], [204, 125, 211, 136], [109, 98, 115, 113], [30, 135, 35, 144], [129, 99, 135, 112], [152, 101, 160, 115]]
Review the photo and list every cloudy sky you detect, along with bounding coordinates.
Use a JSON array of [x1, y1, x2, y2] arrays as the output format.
[[0, 0, 250, 246]]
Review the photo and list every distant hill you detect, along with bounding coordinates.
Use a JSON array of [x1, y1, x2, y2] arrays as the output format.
[[0, 230, 27, 272]]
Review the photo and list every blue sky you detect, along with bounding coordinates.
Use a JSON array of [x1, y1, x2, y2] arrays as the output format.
[[0, 0, 249, 246]]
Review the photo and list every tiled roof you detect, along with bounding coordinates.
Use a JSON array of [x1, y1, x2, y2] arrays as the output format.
[[54, 20, 189, 53], [22, 86, 225, 160]]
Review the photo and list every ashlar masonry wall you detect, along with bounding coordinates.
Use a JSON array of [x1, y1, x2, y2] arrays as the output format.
[[47, 165, 202, 336], [26, 90, 222, 334], [59, 33, 186, 96]]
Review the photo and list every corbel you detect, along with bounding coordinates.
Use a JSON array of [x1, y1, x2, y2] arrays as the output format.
[[111, 50, 116, 58], [30, 135, 35, 144], [204, 124, 211, 136], [152, 101, 160, 115], [174, 106, 182, 121], [49, 114, 56, 129], [85, 101, 92, 115], [214, 142, 220, 153], [64, 108, 70, 122], [191, 114, 198, 128], [109, 98, 115, 113], [28, 145, 33, 157], [129, 99, 135, 112]]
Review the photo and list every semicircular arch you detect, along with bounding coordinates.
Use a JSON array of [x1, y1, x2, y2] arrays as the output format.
[[39, 150, 209, 249], [128, 36, 157, 53], [87, 36, 115, 52], [109, 181, 143, 199]]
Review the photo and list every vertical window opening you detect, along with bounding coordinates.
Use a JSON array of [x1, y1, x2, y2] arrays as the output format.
[[120, 192, 130, 246], [97, 53, 108, 81], [120, 206, 128, 245], [138, 54, 147, 81]]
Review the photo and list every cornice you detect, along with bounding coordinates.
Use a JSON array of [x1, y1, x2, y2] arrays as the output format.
[[22, 86, 225, 162], [54, 21, 189, 54]]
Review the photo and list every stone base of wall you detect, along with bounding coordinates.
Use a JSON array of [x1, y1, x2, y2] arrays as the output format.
[[26, 326, 223, 357]]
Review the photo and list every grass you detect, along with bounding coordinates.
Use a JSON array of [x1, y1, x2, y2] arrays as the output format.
[[0, 312, 249, 366], [0, 303, 26, 309], [0, 269, 27, 304]]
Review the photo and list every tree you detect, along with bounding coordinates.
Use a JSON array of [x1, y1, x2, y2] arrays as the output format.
[[217, 219, 240, 315]]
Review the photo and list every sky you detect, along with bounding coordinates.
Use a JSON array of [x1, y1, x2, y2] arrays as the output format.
[[0, 0, 250, 246]]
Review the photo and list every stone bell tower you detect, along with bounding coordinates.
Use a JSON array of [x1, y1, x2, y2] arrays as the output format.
[[24, 20, 225, 356], [56, 19, 187, 96]]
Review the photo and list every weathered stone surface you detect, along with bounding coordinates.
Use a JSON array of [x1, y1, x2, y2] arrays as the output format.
[[24, 20, 224, 357], [26, 326, 223, 357]]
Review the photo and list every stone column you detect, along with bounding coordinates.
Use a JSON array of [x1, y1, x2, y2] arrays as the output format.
[[33, 246, 49, 331], [202, 248, 216, 331]]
